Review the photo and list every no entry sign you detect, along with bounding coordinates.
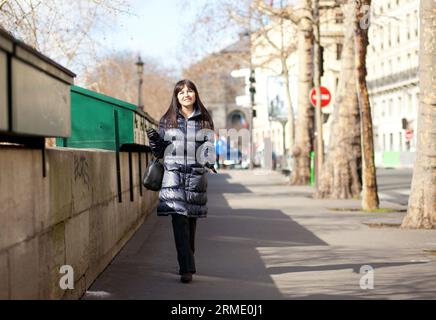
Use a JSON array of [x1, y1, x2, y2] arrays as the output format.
[[405, 130, 414, 141], [310, 86, 331, 107]]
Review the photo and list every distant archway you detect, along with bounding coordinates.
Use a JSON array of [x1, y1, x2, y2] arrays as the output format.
[[227, 110, 249, 130]]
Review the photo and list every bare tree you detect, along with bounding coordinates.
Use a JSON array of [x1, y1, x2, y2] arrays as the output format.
[[254, 0, 298, 151], [185, 0, 302, 164], [0, 0, 130, 69], [316, 0, 361, 198], [183, 48, 250, 113], [231, 0, 314, 183], [401, 0, 436, 229], [83, 52, 176, 121], [290, 0, 314, 185], [354, 0, 379, 210]]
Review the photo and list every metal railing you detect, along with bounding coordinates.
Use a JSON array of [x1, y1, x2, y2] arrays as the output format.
[[367, 67, 419, 90]]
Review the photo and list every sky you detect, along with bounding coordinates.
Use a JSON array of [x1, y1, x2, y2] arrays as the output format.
[[98, 0, 222, 77], [79, 0, 301, 80]]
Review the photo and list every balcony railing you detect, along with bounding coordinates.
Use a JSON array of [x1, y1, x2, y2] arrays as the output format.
[[367, 67, 419, 90]]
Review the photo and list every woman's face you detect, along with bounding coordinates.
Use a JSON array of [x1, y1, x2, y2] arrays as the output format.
[[177, 85, 196, 108]]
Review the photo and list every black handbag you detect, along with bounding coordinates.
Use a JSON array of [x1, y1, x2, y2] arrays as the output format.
[[143, 158, 164, 191]]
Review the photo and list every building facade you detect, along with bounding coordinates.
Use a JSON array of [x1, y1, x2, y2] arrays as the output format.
[[237, 0, 344, 169], [183, 34, 252, 167], [367, 0, 420, 167]]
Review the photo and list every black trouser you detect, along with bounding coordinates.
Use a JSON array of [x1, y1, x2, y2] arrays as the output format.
[[171, 214, 197, 275]]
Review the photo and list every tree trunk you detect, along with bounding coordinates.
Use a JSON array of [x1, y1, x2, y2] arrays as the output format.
[[354, 0, 379, 210], [291, 0, 314, 185], [401, 0, 436, 229], [316, 0, 362, 198], [280, 1, 295, 160], [283, 59, 295, 149], [312, 0, 324, 186]]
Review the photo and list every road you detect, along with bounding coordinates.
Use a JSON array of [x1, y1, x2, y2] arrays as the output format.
[[377, 168, 413, 206]]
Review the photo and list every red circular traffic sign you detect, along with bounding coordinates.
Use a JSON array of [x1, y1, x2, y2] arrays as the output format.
[[310, 86, 331, 107], [405, 130, 413, 141]]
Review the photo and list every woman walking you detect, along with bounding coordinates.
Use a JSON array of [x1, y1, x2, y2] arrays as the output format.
[[146, 79, 216, 283]]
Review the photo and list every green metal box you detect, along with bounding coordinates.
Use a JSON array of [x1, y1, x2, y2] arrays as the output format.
[[56, 86, 157, 150]]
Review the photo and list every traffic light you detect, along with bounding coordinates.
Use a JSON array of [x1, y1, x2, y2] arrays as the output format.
[[249, 69, 256, 102], [319, 45, 324, 78], [249, 69, 256, 84], [249, 69, 256, 94]]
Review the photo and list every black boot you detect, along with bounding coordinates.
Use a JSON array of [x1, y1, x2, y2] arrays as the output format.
[[180, 273, 193, 283]]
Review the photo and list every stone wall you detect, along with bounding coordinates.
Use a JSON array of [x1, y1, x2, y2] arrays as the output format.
[[0, 146, 158, 299]]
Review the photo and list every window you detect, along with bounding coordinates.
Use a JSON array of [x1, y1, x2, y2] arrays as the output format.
[[389, 99, 393, 116], [398, 96, 402, 115], [336, 43, 343, 60], [380, 25, 383, 43], [399, 132, 403, 152], [397, 26, 400, 44], [335, 12, 344, 24], [388, 23, 391, 47], [408, 94, 413, 113], [375, 133, 380, 152]]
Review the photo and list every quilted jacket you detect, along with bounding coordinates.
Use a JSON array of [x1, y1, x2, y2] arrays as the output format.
[[148, 107, 215, 218]]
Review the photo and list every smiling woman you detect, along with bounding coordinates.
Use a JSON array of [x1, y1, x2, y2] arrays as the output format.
[[177, 86, 196, 117], [146, 79, 216, 283]]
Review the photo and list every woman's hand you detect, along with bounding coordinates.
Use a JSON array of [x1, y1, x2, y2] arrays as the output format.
[[146, 128, 160, 141], [205, 162, 217, 174]]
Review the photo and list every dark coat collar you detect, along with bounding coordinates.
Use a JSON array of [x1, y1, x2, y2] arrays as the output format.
[[177, 106, 201, 120]]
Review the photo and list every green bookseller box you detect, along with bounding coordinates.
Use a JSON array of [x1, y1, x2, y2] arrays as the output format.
[[56, 86, 157, 150]]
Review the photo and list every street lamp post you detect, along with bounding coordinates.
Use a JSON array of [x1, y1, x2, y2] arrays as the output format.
[[249, 68, 256, 170], [136, 55, 144, 110]]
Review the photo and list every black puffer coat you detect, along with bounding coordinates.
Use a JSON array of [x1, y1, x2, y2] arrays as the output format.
[[149, 107, 215, 218]]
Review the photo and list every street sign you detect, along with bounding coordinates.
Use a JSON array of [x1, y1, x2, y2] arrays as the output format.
[[405, 130, 413, 141], [310, 86, 331, 108]]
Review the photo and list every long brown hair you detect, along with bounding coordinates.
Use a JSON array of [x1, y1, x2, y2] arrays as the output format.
[[161, 79, 214, 130]]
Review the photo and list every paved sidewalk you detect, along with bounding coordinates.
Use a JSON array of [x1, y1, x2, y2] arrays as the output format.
[[83, 169, 436, 300]]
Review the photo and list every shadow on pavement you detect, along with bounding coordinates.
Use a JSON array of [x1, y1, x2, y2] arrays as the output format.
[[84, 171, 429, 300], [192, 173, 329, 299], [267, 261, 427, 275]]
